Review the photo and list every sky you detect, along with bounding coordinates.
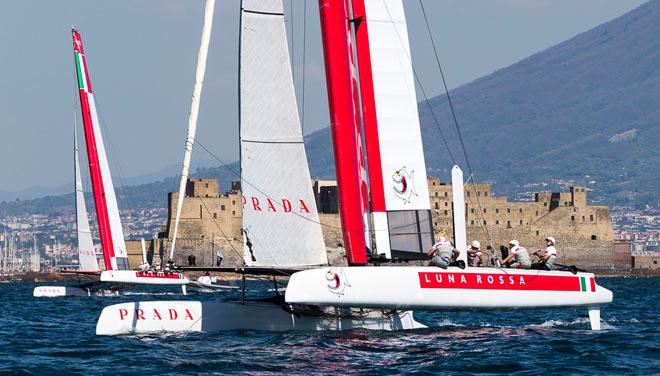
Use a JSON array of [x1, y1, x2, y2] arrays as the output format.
[[0, 0, 647, 192]]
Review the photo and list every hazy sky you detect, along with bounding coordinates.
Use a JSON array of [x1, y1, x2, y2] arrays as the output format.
[[0, 0, 646, 192]]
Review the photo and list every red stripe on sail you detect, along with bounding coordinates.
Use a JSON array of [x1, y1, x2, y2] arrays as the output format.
[[418, 272, 583, 291], [351, 0, 386, 213], [318, 0, 367, 265]]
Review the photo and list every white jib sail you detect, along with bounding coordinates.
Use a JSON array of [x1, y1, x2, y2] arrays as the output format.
[[361, 0, 431, 258], [86, 95, 128, 270], [74, 126, 100, 271], [169, 0, 216, 260], [240, 0, 327, 267]]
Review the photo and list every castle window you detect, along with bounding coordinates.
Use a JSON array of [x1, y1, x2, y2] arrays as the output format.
[[571, 216, 575, 221], [591, 235, 597, 240], [205, 183, 209, 188], [445, 202, 448, 207], [435, 202, 440, 209], [435, 192, 438, 197], [434, 222, 437, 227], [232, 200, 236, 205], [471, 208, 475, 213], [535, 210, 538, 216], [467, 192, 470, 197], [507, 208, 511, 214], [507, 221, 511, 228], [444, 192, 448, 197], [536, 230, 539, 236], [495, 208, 499, 213], [221, 205, 226, 211], [470, 220, 475, 225], [590, 214, 594, 222], [485, 192, 488, 197], [519, 208, 523, 213], [483, 208, 487, 213], [444, 210, 448, 215], [213, 213, 217, 219], [232, 211, 236, 215], [432, 181, 436, 186], [483, 220, 487, 225], [544, 202, 547, 207], [477, 191, 481, 197], [582, 216, 585, 222], [496, 220, 499, 225], [519, 220, 523, 225]]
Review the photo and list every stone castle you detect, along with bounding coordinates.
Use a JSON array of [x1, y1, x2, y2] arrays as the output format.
[[130, 177, 620, 270]]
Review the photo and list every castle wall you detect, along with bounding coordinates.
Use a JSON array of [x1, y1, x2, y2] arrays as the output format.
[[158, 177, 618, 270]]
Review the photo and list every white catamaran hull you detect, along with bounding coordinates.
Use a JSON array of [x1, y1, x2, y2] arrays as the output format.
[[100, 270, 189, 285], [33, 285, 119, 297], [96, 300, 425, 335], [285, 266, 613, 310]]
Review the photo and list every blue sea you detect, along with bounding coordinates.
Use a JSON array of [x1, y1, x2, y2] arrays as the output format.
[[0, 277, 657, 375]]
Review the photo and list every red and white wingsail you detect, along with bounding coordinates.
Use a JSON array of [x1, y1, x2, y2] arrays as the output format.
[[72, 29, 128, 271], [351, 0, 432, 259], [74, 126, 100, 272]]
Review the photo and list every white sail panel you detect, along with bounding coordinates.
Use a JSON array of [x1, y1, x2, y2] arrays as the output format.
[[362, 0, 430, 212], [74, 128, 99, 271], [240, 0, 327, 266], [88, 95, 128, 269]]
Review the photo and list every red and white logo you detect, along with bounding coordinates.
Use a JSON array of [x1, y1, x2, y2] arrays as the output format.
[[392, 167, 417, 204]]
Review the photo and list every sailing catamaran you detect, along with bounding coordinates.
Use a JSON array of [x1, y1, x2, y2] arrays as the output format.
[[95, 0, 611, 334], [33, 29, 190, 297]]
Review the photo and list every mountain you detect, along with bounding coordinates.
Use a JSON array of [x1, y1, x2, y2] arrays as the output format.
[[411, 0, 659, 206], [2, 1, 658, 217], [304, 0, 660, 208]]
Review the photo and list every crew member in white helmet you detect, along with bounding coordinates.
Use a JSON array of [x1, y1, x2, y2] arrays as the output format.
[[427, 237, 461, 269], [533, 237, 558, 270], [501, 240, 531, 269], [467, 240, 483, 267]]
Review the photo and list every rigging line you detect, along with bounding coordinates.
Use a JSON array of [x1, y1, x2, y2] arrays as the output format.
[[300, 0, 307, 135], [376, 0, 456, 165], [463, 174, 494, 248], [290, 0, 294, 80], [196, 196, 245, 263], [416, 1, 495, 247], [197, 140, 453, 234]]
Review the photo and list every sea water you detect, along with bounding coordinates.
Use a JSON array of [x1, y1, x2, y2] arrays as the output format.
[[0, 278, 657, 375]]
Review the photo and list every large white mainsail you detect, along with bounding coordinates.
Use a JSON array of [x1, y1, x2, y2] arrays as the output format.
[[352, 0, 432, 259], [74, 126, 100, 271], [169, 0, 216, 261], [239, 0, 327, 266]]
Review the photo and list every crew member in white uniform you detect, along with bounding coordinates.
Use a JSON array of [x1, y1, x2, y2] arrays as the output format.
[[427, 237, 459, 269], [467, 240, 483, 267], [533, 237, 558, 270], [501, 240, 532, 269]]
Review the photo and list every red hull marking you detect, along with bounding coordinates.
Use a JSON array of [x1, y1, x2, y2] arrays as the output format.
[[590, 277, 596, 292], [418, 272, 583, 291], [135, 272, 183, 279]]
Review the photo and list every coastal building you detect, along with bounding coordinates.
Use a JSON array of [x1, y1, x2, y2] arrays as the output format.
[[154, 177, 620, 270]]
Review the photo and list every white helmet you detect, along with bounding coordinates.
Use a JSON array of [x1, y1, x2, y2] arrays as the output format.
[[546, 237, 556, 244], [509, 240, 519, 247], [471, 240, 480, 248]]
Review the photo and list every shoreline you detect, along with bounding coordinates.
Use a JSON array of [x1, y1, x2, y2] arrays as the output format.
[[2, 269, 659, 283]]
